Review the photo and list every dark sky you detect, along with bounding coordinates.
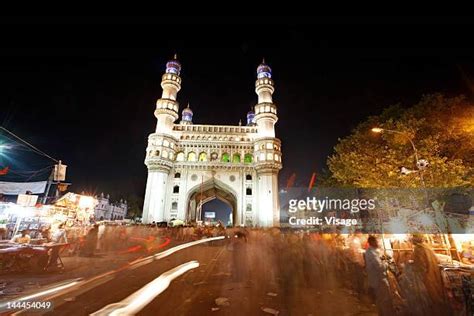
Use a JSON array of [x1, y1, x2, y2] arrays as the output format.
[[1, 17, 474, 198]]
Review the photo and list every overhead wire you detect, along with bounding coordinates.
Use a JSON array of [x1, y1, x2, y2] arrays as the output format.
[[0, 126, 58, 163]]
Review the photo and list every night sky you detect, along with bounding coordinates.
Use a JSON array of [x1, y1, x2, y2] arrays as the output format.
[[1, 17, 474, 199]]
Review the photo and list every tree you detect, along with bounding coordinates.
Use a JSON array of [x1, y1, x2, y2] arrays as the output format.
[[125, 194, 144, 219], [327, 94, 474, 188]]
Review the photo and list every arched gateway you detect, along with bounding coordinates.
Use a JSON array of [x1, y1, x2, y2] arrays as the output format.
[[186, 179, 237, 225], [142, 55, 282, 227]]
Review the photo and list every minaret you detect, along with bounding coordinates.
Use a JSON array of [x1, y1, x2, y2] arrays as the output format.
[[155, 54, 181, 134], [253, 59, 282, 227], [180, 103, 193, 125], [254, 59, 277, 137], [246, 107, 256, 126], [143, 55, 182, 223]]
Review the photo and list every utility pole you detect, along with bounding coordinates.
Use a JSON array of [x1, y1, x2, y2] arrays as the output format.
[[42, 160, 67, 204], [42, 167, 54, 204]]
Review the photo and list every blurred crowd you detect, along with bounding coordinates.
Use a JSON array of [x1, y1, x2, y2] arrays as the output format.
[[4, 222, 469, 315], [222, 229, 462, 316]]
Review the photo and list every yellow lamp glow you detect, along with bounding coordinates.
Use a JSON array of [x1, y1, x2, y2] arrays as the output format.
[[78, 196, 95, 209]]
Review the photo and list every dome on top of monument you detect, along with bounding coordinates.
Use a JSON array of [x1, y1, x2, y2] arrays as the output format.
[[257, 58, 272, 79], [247, 107, 256, 126], [166, 54, 181, 75], [182, 103, 193, 116]]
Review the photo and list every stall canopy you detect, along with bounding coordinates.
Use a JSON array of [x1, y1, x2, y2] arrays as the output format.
[[0, 181, 47, 195]]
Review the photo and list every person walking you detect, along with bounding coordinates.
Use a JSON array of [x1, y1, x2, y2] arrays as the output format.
[[231, 231, 248, 282], [364, 236, 397, 316], [411, 234, 449, 315], [81, 224, 99, 257]]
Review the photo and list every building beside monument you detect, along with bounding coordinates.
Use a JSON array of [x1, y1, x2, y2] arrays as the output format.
[[94, 193, 128, 221], [142, 55, 282, 227]]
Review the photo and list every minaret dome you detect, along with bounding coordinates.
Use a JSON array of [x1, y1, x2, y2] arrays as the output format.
[[257, 58, 272, 79], [166, 54, 181, 75], [247, 107, 256, 126], [181, 103, 193, 124]]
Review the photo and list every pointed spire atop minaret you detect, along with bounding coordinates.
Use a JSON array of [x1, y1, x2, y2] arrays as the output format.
[[239, 119, 242, 126], [181, 101, 193, 125], [262, 57, 266, 64], [165, 53, 181, 75]]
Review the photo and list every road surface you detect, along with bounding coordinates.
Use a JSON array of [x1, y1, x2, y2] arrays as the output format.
[[17, 237, 376, 316]]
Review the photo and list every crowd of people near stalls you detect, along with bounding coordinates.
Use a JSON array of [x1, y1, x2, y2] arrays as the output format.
[[0, 221, 164, 273], [281, 231, 470, 315], [0, 224, 69, 273], [339, 233, 459, 316], [154, 226, 472, 316], [2, 221, 473, 314]]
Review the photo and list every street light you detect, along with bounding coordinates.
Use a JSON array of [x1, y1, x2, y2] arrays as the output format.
[[0, 144, 9, 154], [371, 127, 420, 164], [371, 127, 384, 133], [372, 126, 429, 202]]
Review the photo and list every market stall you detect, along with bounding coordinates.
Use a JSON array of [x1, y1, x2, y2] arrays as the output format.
[[379, 211, 474, 315], [0, 193, 97, 273]]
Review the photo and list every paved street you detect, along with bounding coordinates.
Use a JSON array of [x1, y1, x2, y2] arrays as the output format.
[[22, 237, 377, 316]]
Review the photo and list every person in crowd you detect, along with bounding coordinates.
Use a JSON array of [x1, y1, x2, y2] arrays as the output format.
[[364, 235, 396, 316], [347, 232, 365, 297], [411, 234, 449, 315], [231, 231, 248, 282], [39, 226, 52, 242], [12, 229, 31, 244], [82, 224, 99, 256], [52, 224, 68, 243], [46, 224, 68, 270], [96, 223, 105, 251]]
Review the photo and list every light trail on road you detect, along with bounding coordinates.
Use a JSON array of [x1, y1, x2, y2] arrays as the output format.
[[0, 236, 226, 315], [90, 261, 200, 316], [127, 236, 225, 270]]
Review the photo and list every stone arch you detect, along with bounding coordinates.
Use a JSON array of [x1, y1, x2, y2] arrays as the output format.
[[221, 152, 230, 162], [244, 153, 253, 163], [185, 178, 238, 226], [187, 152, 197, 161], [199, 152, 207, 162], [232, 153, 241, 163], [176, 152, 185, 161]]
